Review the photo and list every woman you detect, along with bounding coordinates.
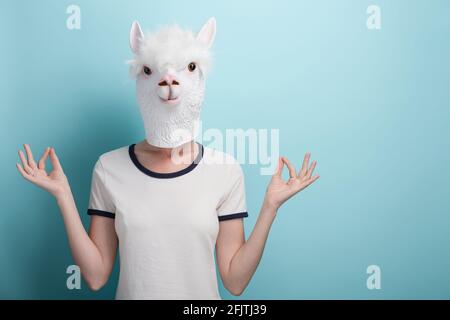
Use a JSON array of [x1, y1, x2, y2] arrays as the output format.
[[16, 18, 319, 299]]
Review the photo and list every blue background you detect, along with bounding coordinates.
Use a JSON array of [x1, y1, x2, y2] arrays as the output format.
[[1, 0, 449, 299]]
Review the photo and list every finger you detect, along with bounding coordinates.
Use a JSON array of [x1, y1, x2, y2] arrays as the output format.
[[307, 160, 317, 179], [18, 150, 33, 174], [308, 175, 320, 185], [24, 144, 37, 168], [282, 157, 297, 179], [50, 147, 62, 171], [16, 163, 34, 182], [299, 153, 311, 177], [273, 157, 283, 177], [38, 147, 50, 170]]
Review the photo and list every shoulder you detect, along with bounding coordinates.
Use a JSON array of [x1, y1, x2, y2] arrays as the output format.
[[95, 145, 131, 170], [202, 145, 238, 165], [202, 145, 243, 176]]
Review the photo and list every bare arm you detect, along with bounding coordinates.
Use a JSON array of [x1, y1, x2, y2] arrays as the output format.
[[216, 154, 319, 296], [16, 144, 117, 291]]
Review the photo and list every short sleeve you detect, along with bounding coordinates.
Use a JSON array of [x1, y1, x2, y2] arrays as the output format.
[[87, 159, 116, 219], [216, 161, 248, 222]]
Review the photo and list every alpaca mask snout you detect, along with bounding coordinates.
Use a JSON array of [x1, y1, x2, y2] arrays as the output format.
[[157, 74, 182, 104]]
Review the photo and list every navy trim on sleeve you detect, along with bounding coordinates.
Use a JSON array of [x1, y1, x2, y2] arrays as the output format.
[[218, 211, 248, 221], [87, 209, 115, 219]]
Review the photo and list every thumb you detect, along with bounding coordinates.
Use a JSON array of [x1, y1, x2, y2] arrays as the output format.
[[49, 148, 63, 171], [273, 157, 283, 177]]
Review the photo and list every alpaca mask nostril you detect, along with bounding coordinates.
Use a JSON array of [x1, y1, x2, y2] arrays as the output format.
[[158, 80, 180, 86]]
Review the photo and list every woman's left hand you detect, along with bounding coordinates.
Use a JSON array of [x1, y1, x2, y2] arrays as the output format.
[[264, 153, 319, 211]]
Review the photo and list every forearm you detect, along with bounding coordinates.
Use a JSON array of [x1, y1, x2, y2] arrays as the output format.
[[56, 191, 108, 288], [225, 203, 277, 294]]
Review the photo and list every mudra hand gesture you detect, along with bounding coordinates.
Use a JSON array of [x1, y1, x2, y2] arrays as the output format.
[[16, 144, 70, 199], [264, 153, 319, 211]]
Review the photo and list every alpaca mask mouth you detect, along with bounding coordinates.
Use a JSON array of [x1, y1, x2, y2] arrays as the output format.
[[159, 96, 181, 105]]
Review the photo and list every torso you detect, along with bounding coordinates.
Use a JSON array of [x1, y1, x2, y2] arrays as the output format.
[[95, 143, 246, 299]]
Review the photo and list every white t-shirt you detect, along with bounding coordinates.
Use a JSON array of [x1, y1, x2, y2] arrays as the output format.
[[87, 143, 248, 299]]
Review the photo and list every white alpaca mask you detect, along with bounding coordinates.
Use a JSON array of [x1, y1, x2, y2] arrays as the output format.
[[128, 18, 216, 148]]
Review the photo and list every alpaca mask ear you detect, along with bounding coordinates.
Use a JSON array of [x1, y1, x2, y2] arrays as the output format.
[[130, 21, 144, 54], [197, 17, 216, 48]]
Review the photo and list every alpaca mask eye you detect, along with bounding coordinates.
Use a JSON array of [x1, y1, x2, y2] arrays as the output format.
[[143, 66, 152, 76], [188, 62, 196, 72]]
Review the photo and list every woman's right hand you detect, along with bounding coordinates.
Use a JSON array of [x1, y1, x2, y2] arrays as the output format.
[[16, 144, 71, 199], [17, 144, 117, 291]]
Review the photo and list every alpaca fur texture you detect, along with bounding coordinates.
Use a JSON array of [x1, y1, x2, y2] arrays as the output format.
[[128, 18, 216, 148]]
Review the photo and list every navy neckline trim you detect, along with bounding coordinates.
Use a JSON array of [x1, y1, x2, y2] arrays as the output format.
[[129, 143, 204, 179]]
